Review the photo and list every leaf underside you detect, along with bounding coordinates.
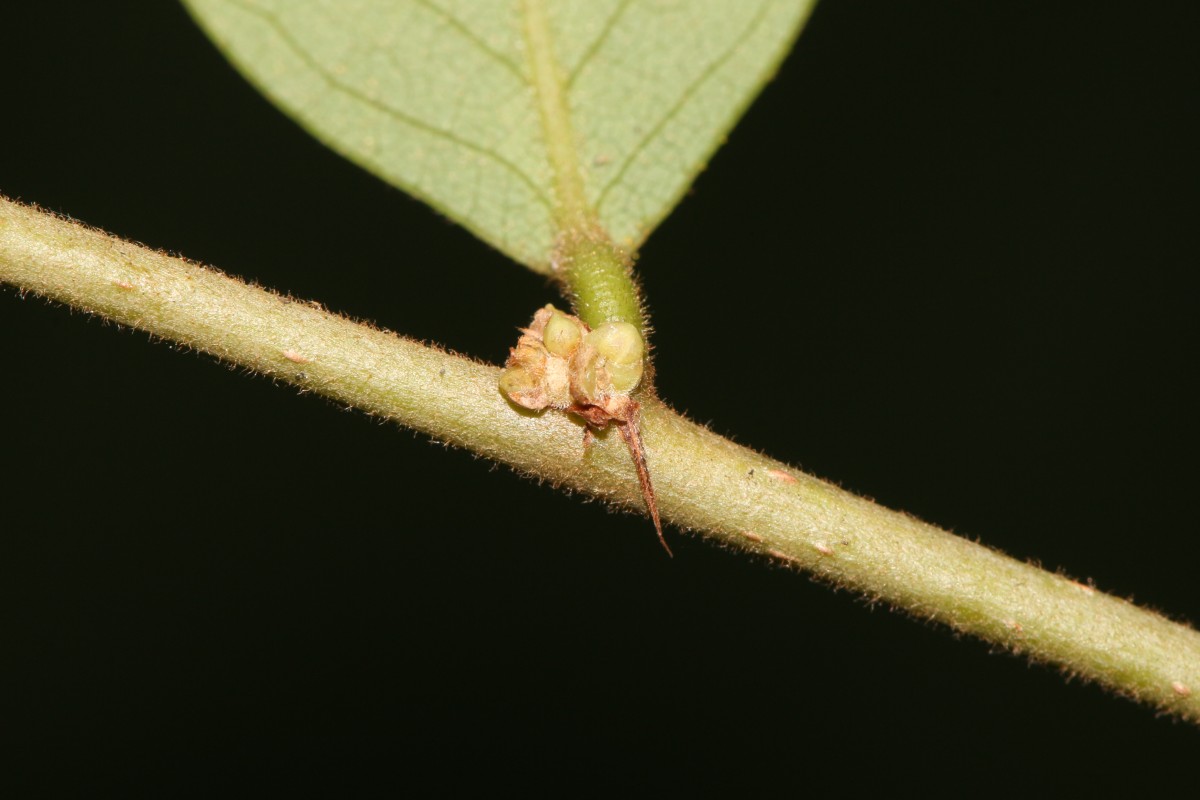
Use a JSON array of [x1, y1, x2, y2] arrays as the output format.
[[182, 0, 818, 272]]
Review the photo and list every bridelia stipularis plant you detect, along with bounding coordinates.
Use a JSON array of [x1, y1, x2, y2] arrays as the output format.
[[1, 0, 1198, 733]]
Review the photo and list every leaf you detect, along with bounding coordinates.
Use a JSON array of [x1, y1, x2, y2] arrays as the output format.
[[182, 0, 818, 272]]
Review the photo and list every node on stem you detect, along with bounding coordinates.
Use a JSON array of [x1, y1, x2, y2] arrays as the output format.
[[499, 305, 668, 555]]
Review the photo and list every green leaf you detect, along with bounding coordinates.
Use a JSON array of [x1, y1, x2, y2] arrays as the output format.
[[182, 0, 818, 272]]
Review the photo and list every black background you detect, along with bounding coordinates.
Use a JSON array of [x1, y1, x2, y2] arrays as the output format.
[[2, 1, 1198, 793]]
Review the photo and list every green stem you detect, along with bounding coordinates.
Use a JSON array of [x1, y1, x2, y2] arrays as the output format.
[[520, 0, 643, 333], [3, 196, 1199, 724], [554, 234, 643, 332]]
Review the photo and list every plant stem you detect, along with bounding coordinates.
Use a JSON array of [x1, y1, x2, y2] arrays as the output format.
[[554, 233, 643, 333], [3, 196, 1199, 723]]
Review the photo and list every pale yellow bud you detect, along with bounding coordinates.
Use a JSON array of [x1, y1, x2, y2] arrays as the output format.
[[499, 366, 548, 410], [543, 310, 585, 357], [586, 322, 643, 365], [607, 359, 644, 393], [584, 322, 644, 392]]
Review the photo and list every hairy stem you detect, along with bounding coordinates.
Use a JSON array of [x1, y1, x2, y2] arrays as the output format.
[[555, 233, 643, 332], [3, 196, 1199, 723]]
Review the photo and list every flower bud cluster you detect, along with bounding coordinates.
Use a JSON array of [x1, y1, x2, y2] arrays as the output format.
[[499, 304, 644, 424]]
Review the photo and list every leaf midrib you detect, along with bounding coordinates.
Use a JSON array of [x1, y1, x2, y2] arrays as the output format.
[[519, 0, 593, 235]]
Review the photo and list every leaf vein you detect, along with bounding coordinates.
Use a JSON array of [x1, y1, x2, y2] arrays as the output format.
[[594, 1, 774, 216], [565, 0, 635, 90], [227, 0, 551, 211], [409, 0, 527, 82]]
